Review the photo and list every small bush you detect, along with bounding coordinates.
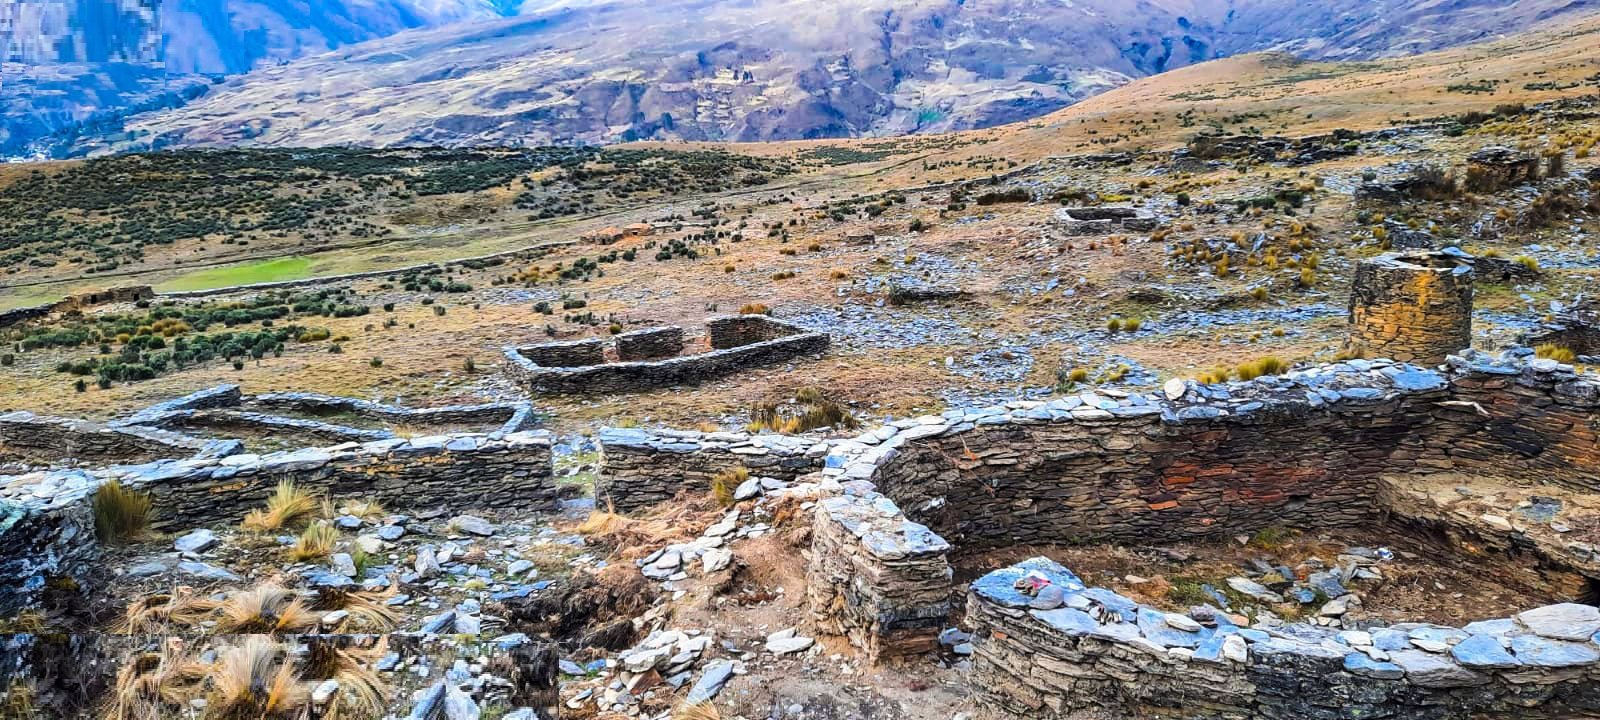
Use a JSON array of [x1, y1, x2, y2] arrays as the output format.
[[369, 357, 383, 368], [738, 303, 771, 316], [93, 480, 153, 543]]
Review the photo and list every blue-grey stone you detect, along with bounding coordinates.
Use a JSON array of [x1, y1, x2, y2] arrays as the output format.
[[1511, 635, 1600, 668], [1137, 607, 1202, 648], [1344, 652, 1404, 679], [1033, 608, 1098, 637], [686, 661, 737, 705], [1451, 635, 1520, 669], [177, 561, 241, 583]]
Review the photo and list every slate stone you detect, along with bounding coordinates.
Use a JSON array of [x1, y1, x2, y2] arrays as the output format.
[[1510, 635, 1600, 668], [1450, 635, 1521, 669]]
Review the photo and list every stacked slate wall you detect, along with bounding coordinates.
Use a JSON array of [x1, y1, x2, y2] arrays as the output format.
[[0, 432, 557, 611], [1346, 252, 1475, 365], [504, 316, 828, 395], [595, 428, 824, 512], [966, 557, 1600, 720], [0, 411, 217, 466]]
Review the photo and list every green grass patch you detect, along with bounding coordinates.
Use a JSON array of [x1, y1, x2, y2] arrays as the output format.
[[158, 256, 315, 292]]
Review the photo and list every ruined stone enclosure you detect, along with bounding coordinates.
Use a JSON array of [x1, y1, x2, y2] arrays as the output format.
[[602, 352, 1600, 719], [502, 314, 829, 394], [1346, 251, 1475, 365]]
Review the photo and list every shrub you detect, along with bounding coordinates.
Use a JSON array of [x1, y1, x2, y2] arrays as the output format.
[[0, 353, 12, 367], [463, 357, 476, 373], [93, 480, 153, 543], [369, 357, 383, 368], [738, 303, 771, 316]]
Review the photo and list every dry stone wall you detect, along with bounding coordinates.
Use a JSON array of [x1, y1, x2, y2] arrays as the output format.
[[806, 484, 953, 663], [966, 557, 1600, 720], [1346, 251, 1475, 365], [0, 431, 556, 611], [0, 411, 225, 466], [504, 315, 828, 395], [615, 326, 685, 360], [596, 428, 825, 512]]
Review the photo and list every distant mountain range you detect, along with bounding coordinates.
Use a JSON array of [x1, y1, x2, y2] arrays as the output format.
[[4, 0, 1594, 158]]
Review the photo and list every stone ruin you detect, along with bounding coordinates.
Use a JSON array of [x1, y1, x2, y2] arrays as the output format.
[[1467, 146, 1541, 192], [1346, 251, 1475, 365], [1053, 206, 1158, 235], [0, 384, 538, 467], [1529, 299, 1600, 360], [502, 314, 829, 394], [600, 351, 1600, 718]]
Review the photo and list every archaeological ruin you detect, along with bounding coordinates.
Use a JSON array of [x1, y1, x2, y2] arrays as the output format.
[[502, 314, 829, 394], [1345, 250, 1476, 365]]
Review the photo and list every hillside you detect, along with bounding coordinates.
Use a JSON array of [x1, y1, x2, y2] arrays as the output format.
[[15, 0, 1598, 156]]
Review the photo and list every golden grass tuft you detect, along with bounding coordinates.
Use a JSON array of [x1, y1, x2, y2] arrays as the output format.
[[116, 591, 221, 635], [213, 585, 317, 635], [93, 480, 153, 544], [287, 522, 339, 562], [207, 638, 307, 719], [103, 643, 210, 720], [673, 702, 723, 720], [709, 467, 749, 508], [242, 480, 320, 531], [1536, 343, 1577, 363]]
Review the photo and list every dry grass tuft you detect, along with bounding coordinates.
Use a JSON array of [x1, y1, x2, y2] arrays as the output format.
[[673, 702, 723, 720], [287, 522, 339, 562], [313, 586, 399, 632], [242, 480, 320, 532], [93, 480, 153, 544], [1536, 343, 1577, 363], [103, 643, 210, 720], [207, 637, 307, 719], [709, 467, 748, 508], [116, 591, 221, 635], [213, 585, 317, 635]]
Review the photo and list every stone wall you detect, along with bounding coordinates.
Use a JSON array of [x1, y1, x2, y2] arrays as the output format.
[[615, 326, 685, 361], [0, 431, 557, 610], [806, 485, 953, 663], [515, 338, 608, 368], [707, 315, 799, 349], [784, 351, 1600, 673], [1527, 300, 1600, 357], [504, 316, 828, 395], [1346, 251, 1475, 365], [0, 411, 222, 466], [966, 556, 1600, 720], [1053, 207, 1158, 236], [595, 428, 824, 512]]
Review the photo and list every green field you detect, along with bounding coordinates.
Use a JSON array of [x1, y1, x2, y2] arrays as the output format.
[[157, 256, 316, 292]]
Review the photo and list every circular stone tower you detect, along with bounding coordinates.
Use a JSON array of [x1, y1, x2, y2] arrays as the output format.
[[1346, 251, 1474, 365]]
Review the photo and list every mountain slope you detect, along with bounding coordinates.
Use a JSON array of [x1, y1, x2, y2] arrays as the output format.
[[12, 0, 1600, 156]]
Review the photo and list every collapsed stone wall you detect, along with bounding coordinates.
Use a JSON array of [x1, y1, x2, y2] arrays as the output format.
[[0, 431, 556, 611], [1527, 300, 1600, 358], [1346, 251, 1475, 365], [504, 315, 828, 395], [966, 557, 1600, 720], [0, 411, 224, 466], [596, 428, 824, 512]]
